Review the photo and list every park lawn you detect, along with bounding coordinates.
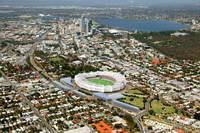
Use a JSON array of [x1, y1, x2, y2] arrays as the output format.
[[165, 106, 176, 114], [88, 78, 113, 86], [122, 97, 145, 109], [151, 100, 176, 115]]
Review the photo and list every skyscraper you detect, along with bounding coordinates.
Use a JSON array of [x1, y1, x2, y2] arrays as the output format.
[[80, 16, 93, 35], [80, 16, 86, 33]]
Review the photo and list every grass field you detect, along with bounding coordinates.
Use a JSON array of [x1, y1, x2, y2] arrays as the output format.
[[151, 100, 176, 114], [121, 97, 145, 109], [88, 78, 113, 86], [120, 89, 147, 109]]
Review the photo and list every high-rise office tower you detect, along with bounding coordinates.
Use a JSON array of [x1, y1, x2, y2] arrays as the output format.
[[80, 16, 86, 33], [80, 16, 93, 35], [85, 19, 89, 34]]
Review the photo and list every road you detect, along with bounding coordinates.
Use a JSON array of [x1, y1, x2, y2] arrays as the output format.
[[16, 42, 37, 65], [86, 56, 149, 133], [134, 96, 154, 133], [0, 45, 9, 53], [16, 31, 49, 65], [0, 70, 56, 133], [0, 30, 56, 133], [136, 95, 154, 120], [29, 55, 147, 133], [25, 28, 148, 133], [133, 117, 146, 133]]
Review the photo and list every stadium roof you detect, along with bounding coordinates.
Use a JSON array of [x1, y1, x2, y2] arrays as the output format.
[[75, 71, 127, 92], [93, 93, 111, 101], [60, 77, 74, 86]]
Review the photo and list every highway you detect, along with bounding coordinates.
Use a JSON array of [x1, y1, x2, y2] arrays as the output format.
[[0, 23, 150, 133], [16, 30, 49, 65], [29, 57, 147, 133], [86, 56, 149, 133], [0, 30, 56, 133], [133, 117, 146, 133], [136, 95, 154, 120], [16, 43, 37, 65], [26, 29, 147, 133], [134, 96, 154, 133], [32, 69, 147, 133]]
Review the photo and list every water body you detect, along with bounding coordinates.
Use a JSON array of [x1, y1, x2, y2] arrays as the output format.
[[95, 18, 190, 32]]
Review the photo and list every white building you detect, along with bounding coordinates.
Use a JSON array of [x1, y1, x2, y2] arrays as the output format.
[[75, 71, 127, 92]]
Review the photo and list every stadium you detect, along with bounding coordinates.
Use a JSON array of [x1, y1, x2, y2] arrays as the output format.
[[74, 71, 127, 92]]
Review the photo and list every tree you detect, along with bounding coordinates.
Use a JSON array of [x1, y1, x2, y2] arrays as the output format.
[[123, 113, 137, 130], [149, 110, 155, 115], [148, 126, 153, 130], [114, 124, 123, 129], [194, 113, 200, 120], [130, 98, 134, 101]]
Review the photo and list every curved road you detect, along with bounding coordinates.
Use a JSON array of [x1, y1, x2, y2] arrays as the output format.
[[0, 30, 56, 133]]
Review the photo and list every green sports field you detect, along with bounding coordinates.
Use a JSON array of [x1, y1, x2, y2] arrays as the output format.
[[88, 78, 113, 86]]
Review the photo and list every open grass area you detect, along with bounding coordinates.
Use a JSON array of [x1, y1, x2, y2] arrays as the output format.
[[120, 89, 147, 109], [121, 97, 145, 109], [88, 78, 113, 86], [151, 100, 176, 115]]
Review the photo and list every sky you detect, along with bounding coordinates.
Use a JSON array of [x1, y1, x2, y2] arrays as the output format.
[[0, 0, 199, 7]]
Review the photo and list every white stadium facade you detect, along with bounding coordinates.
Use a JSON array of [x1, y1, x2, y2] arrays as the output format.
[[74, 71, 127, 93]]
